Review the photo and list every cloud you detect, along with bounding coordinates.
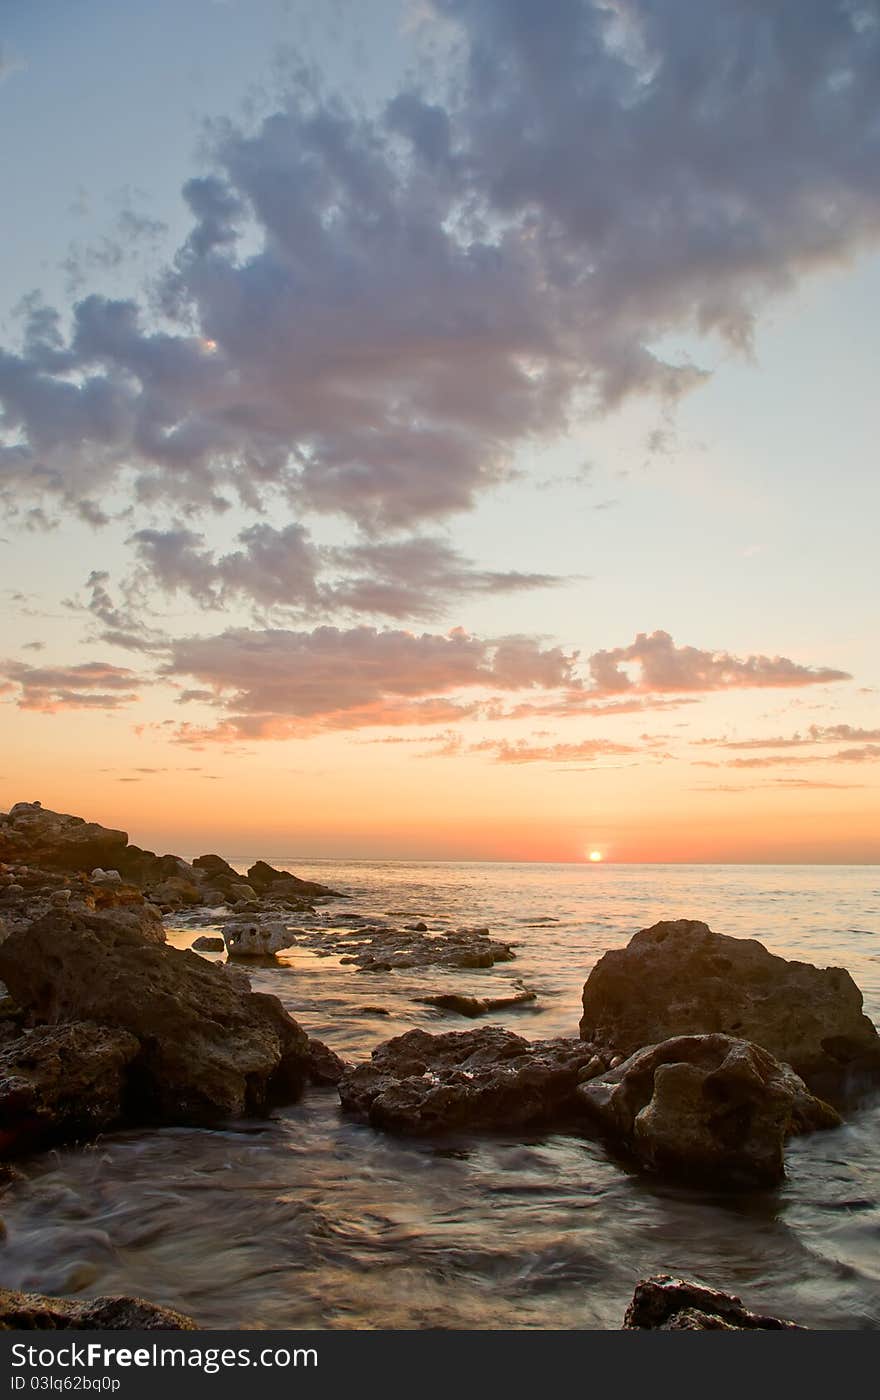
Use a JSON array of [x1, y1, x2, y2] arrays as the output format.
[[584, 631, 849, 693], [3, 2, 880, 535], [699, 723, 880, 749], [0, 43, 25, 84], [128, 524, 562, 618], [0, 659, 147, 712], [470, 736, 640, 764], [162, 623, 578, 740], [155, 622, 847, 742]]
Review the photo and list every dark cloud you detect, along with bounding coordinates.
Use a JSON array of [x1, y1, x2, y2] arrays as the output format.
[[3, 1, 879, 533]]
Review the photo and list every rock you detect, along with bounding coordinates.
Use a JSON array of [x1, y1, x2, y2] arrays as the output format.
[[218, 963, 252, 994], [0, 803, 128, 872], [191, 935, 226, 952], [577, 1033, 840, 1188], [192, 853, 239, 880], [85, 901, 167, 945], [580, 919, 880, 1094], [305, 1038, 348, 1086], [149, 876, 202, 908], [339, 1028, 602, 1135], [0, 911, 311, 1123], [0, 1287, 197, 1330], [0, 1022, 140, 1157], [229, 883, 259, 903], [90, 868, 122, 884], [417, 987, 538, 1018], [246, 860, 339, 898], [356, 1006, 391, 1016], [224, 924, 297, 958], [623, 1274, 802, 1330]]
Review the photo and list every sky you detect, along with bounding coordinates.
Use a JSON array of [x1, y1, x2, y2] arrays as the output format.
[[0, 0, 878, 863]]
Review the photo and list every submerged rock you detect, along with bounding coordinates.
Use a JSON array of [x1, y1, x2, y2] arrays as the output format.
[[0, 1022, 139, 1157], [0, 911, 311, 1123], [191, 934, 226, 952], [417, 987, 538, 1018], [580, 919, 880, 1093], [339, 1027, 601, 1135], [0, 1287, 197, 1330], [578, 1033, 840, 1188], [623, 1274, 802, 1330]]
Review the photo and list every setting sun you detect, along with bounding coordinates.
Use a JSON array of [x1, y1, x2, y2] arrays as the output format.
[[588, 850, 604, 862]]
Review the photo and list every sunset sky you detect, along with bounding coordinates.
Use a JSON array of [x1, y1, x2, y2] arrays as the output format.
[[0, 0, 878, 863]]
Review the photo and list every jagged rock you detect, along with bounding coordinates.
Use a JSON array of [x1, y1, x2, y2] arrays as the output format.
[[246, 860, 339, 898], [0, 1022, 139, 1157], [0, 1287, 197, 1330], [417, 987, 537, 1018], [0, 802, 129, 872], [229, 883, 259, 903], [191, 935, 226, 952], [224, 924, 297, 958], [339, 1027, 602, 1135], [577, 1033, 840, 1188], [580, 919, 880, 1093], [0, 911, 311, 1122], [623, 1274, 802, 1330]]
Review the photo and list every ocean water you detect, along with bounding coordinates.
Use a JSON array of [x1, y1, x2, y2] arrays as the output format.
[[2, 861, 879, 1330]]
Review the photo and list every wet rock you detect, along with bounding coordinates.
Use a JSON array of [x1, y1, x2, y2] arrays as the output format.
[[305, 1038, 348, 1086], [417, 987, 538, 1018], [577, 1033, 840, 1188], [0, 1022, 139, 1157], [580, 919, 880, 1094], [623, 1274, 802, 1330], [191, 935, 226, 952], [339, 1027, 602, 1135], [224, 923, 298, 958], [0, 911, 311, 1123], [356, 1006, 391, 1017], [0, 1287, 197, 1330], [229, 883, 258, 903]]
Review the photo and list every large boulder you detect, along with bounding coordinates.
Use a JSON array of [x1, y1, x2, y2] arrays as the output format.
[[0, 1022, 139, 1156], [623, 1275, 802, 1330], [0, 911, 311, 1122], [577, 1033, 840, 1188], [580, 919, 880, 1093], [246, 860, 339, 899], [224, 923, 298, 958], [0, 803, 128, 872], [0, 1287, 196, 1330], [339, 1027, 603, 1135]]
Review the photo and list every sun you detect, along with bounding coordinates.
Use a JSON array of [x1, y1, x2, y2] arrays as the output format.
[[588, 850, 603, 862]]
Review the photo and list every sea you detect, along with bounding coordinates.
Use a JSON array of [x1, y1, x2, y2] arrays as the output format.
[[2, 861, 879, 1329]]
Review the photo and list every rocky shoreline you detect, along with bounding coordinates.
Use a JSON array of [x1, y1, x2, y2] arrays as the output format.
[[2, 799, 879, 1330]]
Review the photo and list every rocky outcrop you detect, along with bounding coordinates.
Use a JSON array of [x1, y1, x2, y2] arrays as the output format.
[[580, 919, 880, 1093], [623, 1274, 802, 1329], [0, 911, 312, 1123], [0, 802, 128, 872], [339, 1027, 603, 1135], [305, 1038, 348, 1086], [0, 1022, 140, 1156], [246, 860, 339, 899], [417, 987, 537, 1017], [0, 1287, 197, 1330], [577, 1033, 840, 1188]]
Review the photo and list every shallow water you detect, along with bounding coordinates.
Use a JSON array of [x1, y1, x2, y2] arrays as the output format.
[[3, 862, 879, 1329]]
